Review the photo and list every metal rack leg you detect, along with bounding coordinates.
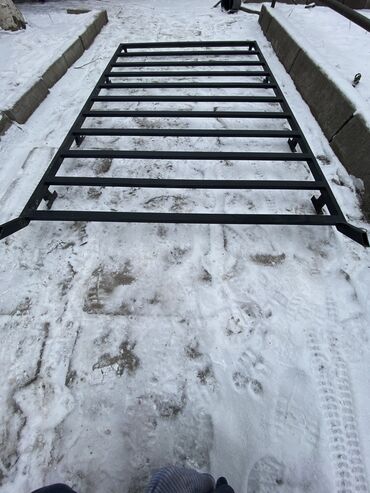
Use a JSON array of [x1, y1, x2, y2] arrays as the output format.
[[75, 135, 85, 147], [43, 189, 58, 209], [0, 218, 30, 240], [288, 137, 299, 152], [336, 223, 369, 247], [311, 194, 328, 214]]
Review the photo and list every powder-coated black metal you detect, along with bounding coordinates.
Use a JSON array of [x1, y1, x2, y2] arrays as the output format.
[[0, 40, 368, 246]]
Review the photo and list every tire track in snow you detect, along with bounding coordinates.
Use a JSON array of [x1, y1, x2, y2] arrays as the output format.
[[325, 296, 368, 493], [287, 294, 368, 493]]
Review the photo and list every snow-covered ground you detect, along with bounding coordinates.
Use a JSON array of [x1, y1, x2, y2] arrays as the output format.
[[269, 5, 370, 122], [0, 1, 369, 493], [0, 8, 98, 110]]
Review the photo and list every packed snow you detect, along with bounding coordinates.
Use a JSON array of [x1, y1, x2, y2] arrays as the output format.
[[0, 1, 369, 493]]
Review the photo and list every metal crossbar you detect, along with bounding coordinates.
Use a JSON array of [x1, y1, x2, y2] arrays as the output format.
[[0, 40, 368, 246]]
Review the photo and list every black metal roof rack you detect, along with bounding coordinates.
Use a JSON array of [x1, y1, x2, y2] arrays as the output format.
[[0, 40, 368, 246]]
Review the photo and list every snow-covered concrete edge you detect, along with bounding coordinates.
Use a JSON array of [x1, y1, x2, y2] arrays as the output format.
[[0, 9, 108, 133], [259, 4, 370, 218], [0, 111, 12, 135], [261, 5, 370, 126]]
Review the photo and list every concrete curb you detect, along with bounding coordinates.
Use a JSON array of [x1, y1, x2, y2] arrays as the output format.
[[42, 54, 69, 89], [0, 10, 108, 136], [93, 9, 109, 34], [259, 5, 370, 217], [331, 114, 370, 215], [264, 16, 300, 72], [0, 112, 12, 135], [5, 78, 49, 125], [289, 48, 356, 140], [63, 37, 85, 67], [79, 22, 98, 50]]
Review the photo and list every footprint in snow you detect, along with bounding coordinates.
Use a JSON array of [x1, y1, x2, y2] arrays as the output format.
[[231, 349, 266, 398], [271, 368, 327, 490], [247, 455, 285, 493], [273, 368, 320, 453]]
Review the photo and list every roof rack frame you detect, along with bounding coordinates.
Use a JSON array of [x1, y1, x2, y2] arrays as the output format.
[[0, 40, 368, 247]]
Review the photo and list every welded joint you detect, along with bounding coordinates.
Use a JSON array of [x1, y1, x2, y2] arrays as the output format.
[[311, 194, 327, 214], [288, 137, 300, 152], [43, 189, 58, 209], [75, 134, 85, 147]]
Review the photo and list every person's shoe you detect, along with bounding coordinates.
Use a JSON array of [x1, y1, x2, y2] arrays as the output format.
[[216, 477, 228, 487], [215, 476, 235, 492]]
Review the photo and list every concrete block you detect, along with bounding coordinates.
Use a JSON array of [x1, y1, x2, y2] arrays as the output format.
[[265, 16, 301, 72], [67, 8, 91, 14], [0, 112, 12, 136], [79, 22, 98, 50], [341, 0, 368, 8], [5, 79, 49, 124], [93, 10, 108, 33], [331, 114, 370, 217], [41, 54, 68, 88], [289, 49, 356, 140], [79, 11, 108, 50], [0, 11, 107, 128], [259, 5, 272, 36], [63, 38, 84, 67]]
